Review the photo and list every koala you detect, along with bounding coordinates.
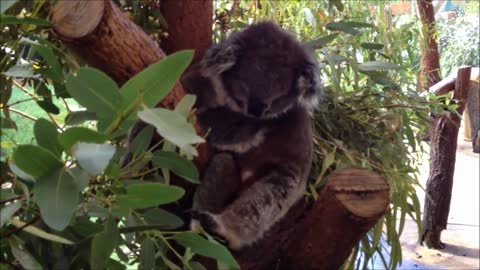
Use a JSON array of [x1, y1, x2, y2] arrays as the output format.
[[182, 21, 322, 250]]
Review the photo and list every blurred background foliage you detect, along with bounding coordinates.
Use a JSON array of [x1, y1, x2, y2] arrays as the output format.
[[1, 0, 477, 270]]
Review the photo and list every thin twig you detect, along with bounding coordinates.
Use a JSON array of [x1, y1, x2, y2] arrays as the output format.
[[0, 215, 40, 239], [8, 108, 37, 121]]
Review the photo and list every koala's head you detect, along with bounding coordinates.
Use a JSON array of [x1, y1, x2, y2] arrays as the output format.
[[200, 21, 322, 119]]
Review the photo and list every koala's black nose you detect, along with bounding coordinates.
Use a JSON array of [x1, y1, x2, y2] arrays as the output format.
[[248, 99, 266, 117]]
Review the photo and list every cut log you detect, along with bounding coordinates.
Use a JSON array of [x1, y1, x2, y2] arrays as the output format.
[[430, 72, 456, 96], [50, 0, 183, 109], [422, 66, 471, 249]]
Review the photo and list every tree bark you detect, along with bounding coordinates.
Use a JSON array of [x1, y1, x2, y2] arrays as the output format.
[[416, 0, 441, 91], [422, 66, 471, 249], [50, 0, 183, 109], [50, 1, 390, 268], [160, 0, 213, 65]]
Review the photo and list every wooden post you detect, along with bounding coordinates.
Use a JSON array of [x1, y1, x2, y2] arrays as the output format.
[[421, 66, 471, 249], [467, 68, 480, 153]]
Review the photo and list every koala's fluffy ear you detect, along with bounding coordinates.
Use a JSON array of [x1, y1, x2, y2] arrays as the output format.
[[201, 43, 240, 77], [297, 62, 322, 110]]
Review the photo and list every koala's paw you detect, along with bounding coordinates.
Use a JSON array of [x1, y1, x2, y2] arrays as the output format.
[[190, 211, 245, 250]]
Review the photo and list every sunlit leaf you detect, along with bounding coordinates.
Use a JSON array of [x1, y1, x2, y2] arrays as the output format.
[[0, 15, 50, 26], [358, 61, 403, 72], [72, 142, 116, 175], [138, 107, 204, 156]]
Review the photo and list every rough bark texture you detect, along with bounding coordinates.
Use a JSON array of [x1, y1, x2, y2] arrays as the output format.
[[422, 66, 471, 249], [50, 1, 390, 268], [50, 0, 183, 109], [417, 0, 441, 91], [161, 0, 213, 65]]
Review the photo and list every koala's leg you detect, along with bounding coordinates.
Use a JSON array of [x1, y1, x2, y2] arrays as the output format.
[[192, 152, 240, 218], [202, 172, 306, 250]]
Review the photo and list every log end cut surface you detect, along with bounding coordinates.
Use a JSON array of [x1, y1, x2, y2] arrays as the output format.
[[50, 0, 105, 39], [331, 168, 390, 218]]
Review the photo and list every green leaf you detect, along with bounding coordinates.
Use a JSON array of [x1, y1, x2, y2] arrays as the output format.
[[304, 33, 339, 50], [361, 43, 384, 50], [130, 126, 155, 157], [0, 199, 22, 227], [358, 61, 403, 72], [174, 94, 197, 117], [36, 100, 60, 114], [10, 219, 74, 244], [116, 183, 185, 210], [143, 208, 184, 229], [91, 218, 120, 270], [34, 118, 62, 157], [35, 169, 79, 231], [65, 111, 97, 125], [66, 67, 121, 118], [32, 45, 63, 81], [152, 151, 199, 184], [120, 50, 193, 110], [0, 15, 50, 26], [72, 142, 116, 175], [3, 64, 35, 78], [69, 166, 90, 192], [1, 0, 18, 13], [326, 22, 360, 35], [58, 127, 109, 151], [140, 237, 155, 270], [12, 145, 63, 178], [9, 161, 35, 182], [174, 233, 239, 269], [138, 107, 204, 156], [9, 238, 43, 270]]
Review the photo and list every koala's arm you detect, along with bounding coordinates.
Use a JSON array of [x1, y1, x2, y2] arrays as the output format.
[[197, 168, 306, 250], [192, 152, 241, 214]]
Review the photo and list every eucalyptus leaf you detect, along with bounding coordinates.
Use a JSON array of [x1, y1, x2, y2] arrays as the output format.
[[0, 200, 22, 227], [3, 64, 35, 78], [358, 61, 403, 72], [35, 169, 79, 231], [0, 15, 50, 26], [9, 238, 43, 270], [36, 100, 60, 115], [91, 218, 120, 270], [0, 0, 18, 13], [68, 166, 90, 192], [12, 145, 63, 178], [9, 161, 35, 182], [138, 107, 204, 156], [120, 50, 193, 110], [326, 22, 360, 35], [140, 237, 155, 270], [174, 232, 239, 269], [116, 183, 185, 210], [65, 111, 97, 125], [152, 151, 199, 184], [72, 142, 116, 175], [174, 94, 197, 117], [34, 118, 62, 157], [304, 33, 339, 50], [58, 127, 109, 151], [130, 125, 155, 157], [66, 67, 121, 118], [10, 218, 74, 244], [143, 208, 184, 229]]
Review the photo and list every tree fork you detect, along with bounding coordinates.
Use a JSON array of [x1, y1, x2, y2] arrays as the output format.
[[421, 66, 471, 249]]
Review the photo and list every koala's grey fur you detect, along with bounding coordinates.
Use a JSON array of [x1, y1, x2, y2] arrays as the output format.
[[182, 21, 322, 250]]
